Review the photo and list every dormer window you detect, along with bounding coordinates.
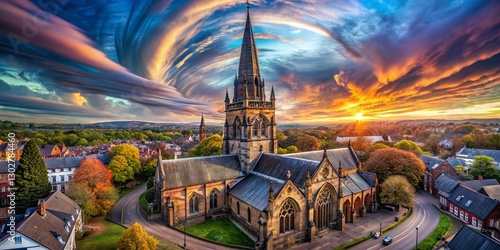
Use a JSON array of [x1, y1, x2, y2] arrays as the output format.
[[57, 235, 65, 244], [65, 225, 69, 232], [456, 195, 464, 201], [71, 215, 75, 221], [465, 200, 472, 207], [14, 236, 22, 244]]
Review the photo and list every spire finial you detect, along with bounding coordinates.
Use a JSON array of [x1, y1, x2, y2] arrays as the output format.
[[246, 0, 250, 9]]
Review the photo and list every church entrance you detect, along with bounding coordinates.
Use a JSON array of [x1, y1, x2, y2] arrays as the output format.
[[343, 199, 351, 223]]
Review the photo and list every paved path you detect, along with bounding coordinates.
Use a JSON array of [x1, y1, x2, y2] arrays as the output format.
[[109, 184, 238, 250]]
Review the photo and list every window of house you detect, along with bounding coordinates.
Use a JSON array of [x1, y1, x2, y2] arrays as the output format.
[[60, 176, 65, 182], [465, 200, 472, 207], [279, 199, 295, 233], [478, 220, 482, 229], [465, 213, 468, 222], [0, 174, 5, 178], [454, 207, 458, 216], [460, 211, 464, 220], [52, 176, 56, 183], [209, 190, 218, 210], [14, 236, 22, 244], [237, 201, 240, 215], [1, 187, 5, 192], [490, 219, 494, 227], [449, 204, 453, 213], [61, 185, 65, 193], [189, 195, 199, 215], [68, 175, 72, 181], [472, 217, 477, 226], [52, 185, 57, 191], [247, 207, 251, 223]]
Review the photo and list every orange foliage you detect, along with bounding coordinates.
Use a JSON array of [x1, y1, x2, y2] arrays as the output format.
[[73, 158, 113, 192]]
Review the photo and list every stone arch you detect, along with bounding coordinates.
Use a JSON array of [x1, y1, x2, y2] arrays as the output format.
[[354, 196, 362, 217], [314, 183, 337, 230], [209, 188, 220, 210], [188, 193, 200, 215], [278, 198, 300, 234], [343, 199, 351, 223], [364, 193, 372, 213]]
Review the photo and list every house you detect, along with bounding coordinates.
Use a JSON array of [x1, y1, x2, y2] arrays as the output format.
[[447, 225, 500, 250], [421, 156, 458, 195], [0, 191, 82, 250], [435, 173, 459, 209], [39, 144, 62, 158], [447, 185, 500, 231], [0, 140, 26, 162], [447, 157, 470, 174], [154, 4, 378, 249], [479, 185, 500, 201], [439, 140, 452, 148], [456, 147, 500, 168], [462, 177, 499, 192], [336, 136, 390, 145]]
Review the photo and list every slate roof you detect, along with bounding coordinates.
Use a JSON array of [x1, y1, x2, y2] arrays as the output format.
[[358, 171, 378, 187], [44, 154, 110, 170], [447, 157, 468, 168], [434, 173, 459, 194], [481, 185, 500, 201], [9, 191, 80, 250], [252, 153, 319, 188], [462, 179, 499, 191], [420, 155, 444, 170], [0, 143, 7, 152], [39, 144, 58, 157], [0, 161, 17, 173], [228, 173, 285, 211], [286, 148, 359, 171], [449, 185, 499, 219], [160, 154, 243, 190], [448, 225, 500, 250], [457, 148, 500, 163]]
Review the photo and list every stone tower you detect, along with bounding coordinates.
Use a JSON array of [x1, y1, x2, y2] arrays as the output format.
[[199, 112, 206, 141], [223, 2, 277, 173]]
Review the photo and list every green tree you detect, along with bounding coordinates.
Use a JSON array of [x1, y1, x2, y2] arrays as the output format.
[[489, 134, 500, 150], [108, 155, 135, 183], [368, 142, 389, 154], [469, 156, 500, 182], [380, 175, 415, 207], [66, 182, 93, 218], [117, 222, 158, 250], [111, 144, 141, 175], [188, 134, 222, 157], [455, 165, 473, 181], [15, 140, 52, 213], [285, 145, 299, 153], [394, 140, 423, 156], [77, 138, 89, 146], [277, 147, 287, 154], [364, 148, 425, 188]]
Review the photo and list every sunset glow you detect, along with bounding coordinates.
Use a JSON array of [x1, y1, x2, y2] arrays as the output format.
[[356, 113, 363, 122]]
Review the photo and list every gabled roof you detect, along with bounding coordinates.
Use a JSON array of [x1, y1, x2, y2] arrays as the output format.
[[0, 161, 18, 173], [44, 154, 110, 169], [358, 171, 377, 187], [481, 185, 500, 201], [252, 153, 319, 188], [434, 173, 459, 194], [420, 155, 444, 170], [160, 154, 242, 190], [286, 148, 358, 171], [449, 185, 499, 219], [448, 225, 500, 250], [228, 173, 285, 211], [39, 144, 59, 157], [14, 191, 80, 250], [462, 179, 499, 191], [447, 157, 468, 168], [457, 148, 500, 163]]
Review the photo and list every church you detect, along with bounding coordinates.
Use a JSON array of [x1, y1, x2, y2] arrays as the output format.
[[154, 3, 378, 249]]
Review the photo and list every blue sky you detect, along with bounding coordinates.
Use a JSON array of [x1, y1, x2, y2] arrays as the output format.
[[0, 0, 498, 124]]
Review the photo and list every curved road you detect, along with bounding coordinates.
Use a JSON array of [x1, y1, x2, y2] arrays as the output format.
[[109, 185, 238, 250], [352, 191, 440, 250]]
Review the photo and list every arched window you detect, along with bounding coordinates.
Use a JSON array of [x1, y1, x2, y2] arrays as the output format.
[[315, 187, 334, 230], [252, 121, 259, 138], [189, 195, 199, 215], [260, 121, 267, 137], [247, 207, 251, 223], [210, 190, 218, 210], [279, 199, 295, 233], [237, 201, 240, 215]]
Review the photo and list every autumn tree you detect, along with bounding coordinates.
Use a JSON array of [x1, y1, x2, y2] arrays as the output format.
[[368, 142, 389, 154], [394, 140, 423, 156], [469, 156, 500, 182], [109, 144, 141, 183], [350, 137, 371, 152], [294, 134, 322, 151], [15, 140, 52, 213], [188, 134, 222, 157], [364, 148, 425, 188], [68, 158, 118, 217], [117, 222, 158, 250], [380, 175, 415, 208]]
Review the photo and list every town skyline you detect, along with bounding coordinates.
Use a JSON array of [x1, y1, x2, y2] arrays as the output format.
[[0, 0, 499, 124]]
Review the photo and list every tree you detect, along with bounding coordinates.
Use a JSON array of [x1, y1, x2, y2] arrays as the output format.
[[394, 140, 423, 156], [277, 147, 287, 154], [455, 165, 473, 181], [117, 222, 158, 250], [188, 134, 222, 157], [108, 155, 134, 183], [469, 156, 500, 182], [285, 145, 299, 153], [294, 134, 321, 151], [66, 182, 93, 218], [350, 137, 370, 152], [489, 134, 500, 150], [69, 158, 118, 216], [14, 140, 52, 213], [380, 175, 415, 207], [363, 148, 425, 188], [110, 144, 141, 179]]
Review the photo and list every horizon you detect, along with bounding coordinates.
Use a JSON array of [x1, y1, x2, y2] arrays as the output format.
[[0, 1, 499, 124]]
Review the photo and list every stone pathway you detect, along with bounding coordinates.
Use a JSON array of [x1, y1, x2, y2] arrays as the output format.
[[290, 208, 408, 249]]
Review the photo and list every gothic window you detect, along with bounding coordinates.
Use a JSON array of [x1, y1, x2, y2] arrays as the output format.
[[279, 199, 296, 233], [210, 190, 218, 210], [237, 201, 240, 215], [260, 121, 267, 137], [315, 188, 334, 230], [189, 195, 199, 215], [253, 121, 259, 137], [247, 207, 251, 223]]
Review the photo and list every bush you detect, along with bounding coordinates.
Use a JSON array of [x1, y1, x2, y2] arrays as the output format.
[[146, 177, 154, 190], [145, 188, 154, 203], [415, 211, 451, 250], [139, 192, 150, 215]]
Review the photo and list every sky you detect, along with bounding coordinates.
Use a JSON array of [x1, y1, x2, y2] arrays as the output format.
[[0, 0, 498, 125]]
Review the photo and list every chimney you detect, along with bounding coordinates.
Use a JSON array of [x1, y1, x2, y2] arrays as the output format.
[[478, 175, 483, 180], [38, 199, 46, 217]]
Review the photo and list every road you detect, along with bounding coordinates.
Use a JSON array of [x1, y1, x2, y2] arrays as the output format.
[[109, 184, 238, 250], [351, 191, 440, 250]]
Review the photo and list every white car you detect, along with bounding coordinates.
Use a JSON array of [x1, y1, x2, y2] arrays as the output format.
[[373, 232, 381, 239]]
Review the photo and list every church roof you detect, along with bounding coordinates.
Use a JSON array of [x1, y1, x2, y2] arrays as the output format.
[[238, 3, 260, 83], [160, 154, 243, 190], [228, 173, 285, 211], [286, 148, 359, 171], [251, 153, 319, 188]]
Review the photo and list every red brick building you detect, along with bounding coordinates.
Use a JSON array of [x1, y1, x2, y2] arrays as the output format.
[[421, 155, 458, 196]]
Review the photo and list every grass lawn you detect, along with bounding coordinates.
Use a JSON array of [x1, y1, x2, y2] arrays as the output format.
[[415, 211, 451, 250], [77, 217, 125, 250], [156, 237, 184, 250], [185, 218, 254, 247]]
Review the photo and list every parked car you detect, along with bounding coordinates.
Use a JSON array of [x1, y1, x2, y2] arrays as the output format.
[[382, 236, 392, 245], [373, 232, 381, 239]]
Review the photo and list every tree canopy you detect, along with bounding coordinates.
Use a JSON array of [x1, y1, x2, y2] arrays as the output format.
[[109, 144, 141, 183], [380, 175, 415, 207], [117, 222, 158, 250], [15, 140, 52, 213], [469, 156, 500, 182], [394, 139, 423, 156], [363, 148, 425, 188], [188, 134, 222, 157]]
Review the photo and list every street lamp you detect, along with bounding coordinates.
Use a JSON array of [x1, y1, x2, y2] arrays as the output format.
[[415, 226, 419, 250], [380, 222, 382, 233]]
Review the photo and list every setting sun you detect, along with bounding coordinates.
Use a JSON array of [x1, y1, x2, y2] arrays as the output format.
[[356, 113, 363, 121]]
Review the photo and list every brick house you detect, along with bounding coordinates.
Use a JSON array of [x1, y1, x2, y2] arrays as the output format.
[[39, 144, 62, 159], [421, 156, 458, 195]]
